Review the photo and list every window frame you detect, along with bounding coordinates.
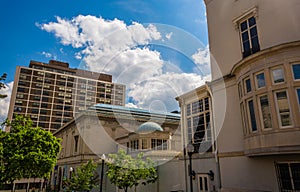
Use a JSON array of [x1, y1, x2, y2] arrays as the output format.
[[244, 77, 252, 94], [271, 67, 285, 84], [255, 72, 266, 89], [247, 98, 258, 132], [257, 94, 272, 130], [292, 63, 300, 80], [275, 161, 300, 191], [238, 15, 260, 58], [274, 90, 293, 128]]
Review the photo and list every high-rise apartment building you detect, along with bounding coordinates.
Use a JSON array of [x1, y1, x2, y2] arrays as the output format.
[[7, 60, 126, 132]]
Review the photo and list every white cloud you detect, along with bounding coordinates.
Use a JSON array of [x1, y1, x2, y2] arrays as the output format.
[[0, 81, 13, 122], [192, 45, 211, 75], [165, 32, 173, 40], [40, 15, 209, 111], [41, 51, 53, 58]]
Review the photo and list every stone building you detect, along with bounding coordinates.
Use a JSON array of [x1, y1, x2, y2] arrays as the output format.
[[52, 104, 185, 192], [177, 0, 300, 191]]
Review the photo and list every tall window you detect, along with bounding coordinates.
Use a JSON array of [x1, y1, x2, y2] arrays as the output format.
[[245, 78, 252, 93], [275, 162, 300, 191], [256, 72, 266, 88], [247, 99, 257, 132], [292, 64, 300, 80], [74, 135, 79, 153], [130, 140, 139, 151], [240, 16, 260, 58], [151, 139, 167, 150], [186, 97, 211, 152], [258, 95, 272, 129], [275, 91, 291, 127]]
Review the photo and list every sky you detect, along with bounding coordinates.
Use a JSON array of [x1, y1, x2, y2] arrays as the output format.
[[0, 0, 210, 120]]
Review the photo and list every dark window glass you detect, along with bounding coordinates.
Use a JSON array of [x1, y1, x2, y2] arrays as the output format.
[[240, 16, 260, 58], [292, 64, 300, 80], [245, 79, 251, 92], [41, 103, 48, 108], [277, 164, 293, 190], [248, 100, 257, 131], [248, 16, 256, 26], [240, 21, 247, 31], [17, 87, 25, 92], [297, 89, 300, 106], [40, 109, 47, 115], [187, 104, 191, 116], [32, 109, 39, 114], [291, 163, 300, 190]]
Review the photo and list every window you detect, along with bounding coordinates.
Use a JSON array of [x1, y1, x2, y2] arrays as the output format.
[[151, 139, 167, 150], [275, 91, 291, 127], [74, 135, 79, 153], [247, 99, 257, 132], [258, 95, 272, 129], [256, 72, 266, 88], [130, 140, 139, 151], [142, 139, 148, 149], [275, 162, 300, 191], [186, 97, 211, 152], [272, 68, 285, 84], [240, 16, 260, 58], [245, 78, 252, 93], [292, 64, 300, 80]]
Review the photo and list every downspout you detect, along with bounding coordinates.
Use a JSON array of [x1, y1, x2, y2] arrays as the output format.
[[205, 83, 222, 190]]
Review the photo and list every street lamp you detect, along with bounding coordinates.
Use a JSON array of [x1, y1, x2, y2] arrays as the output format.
[[187, 143, 195, 192], [100, 154, 106, 192], [69, 167, 73, 179]]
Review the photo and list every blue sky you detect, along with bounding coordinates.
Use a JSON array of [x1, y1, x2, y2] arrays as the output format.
[[0, 0, 210, 118]]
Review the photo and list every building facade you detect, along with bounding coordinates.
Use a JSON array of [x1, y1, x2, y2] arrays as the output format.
[[178, 0, 300, 191], [7, 60, 126, 132], [52, 104, 184, 192]]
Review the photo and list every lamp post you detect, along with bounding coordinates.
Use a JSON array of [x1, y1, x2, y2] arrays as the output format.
[[69, 167, 73, 179], [100, 154, 106, 192], [187, 143, 195, 192]]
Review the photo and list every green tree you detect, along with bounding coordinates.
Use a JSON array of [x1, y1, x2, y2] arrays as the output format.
[[106, 149, 158, 192], [0, 73, 7, 99], [0, 115, 61, 188], [63, 160, 99, 192]]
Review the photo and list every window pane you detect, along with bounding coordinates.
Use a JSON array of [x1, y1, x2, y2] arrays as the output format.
[[259, 95, 272, 129], [272, 68, 285, 83], [187, 104, 191, 116], [248, 16, 256, 27], [243, 41, 251, 55], [251, 36, 260, 53], [292, 64, 300, 79], [242, 32, 249, 41], [276, 91, 291, 127], [256, 73, 266, 88], [245, 79, 251, 93], [250, 26, 257, 37], [248, 100, 257, 131], [240, 21, 247, 31], [291, 163, 300, 190], [278, 164, 293, 190]]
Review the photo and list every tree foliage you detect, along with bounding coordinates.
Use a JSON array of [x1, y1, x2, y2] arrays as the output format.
[[106, 150, 158, 192], [63, 160, 99, 192], [0, 73, 7, 99], [0, 115, 61, 184]]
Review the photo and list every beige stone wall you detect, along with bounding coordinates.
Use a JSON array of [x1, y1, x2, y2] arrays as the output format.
[[205, 0, 300, 78]]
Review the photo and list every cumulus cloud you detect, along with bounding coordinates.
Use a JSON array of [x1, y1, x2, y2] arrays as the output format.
[[0, 81, 13, 123], [192, 45, 211, 76], [40, 15, 210, 111]]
